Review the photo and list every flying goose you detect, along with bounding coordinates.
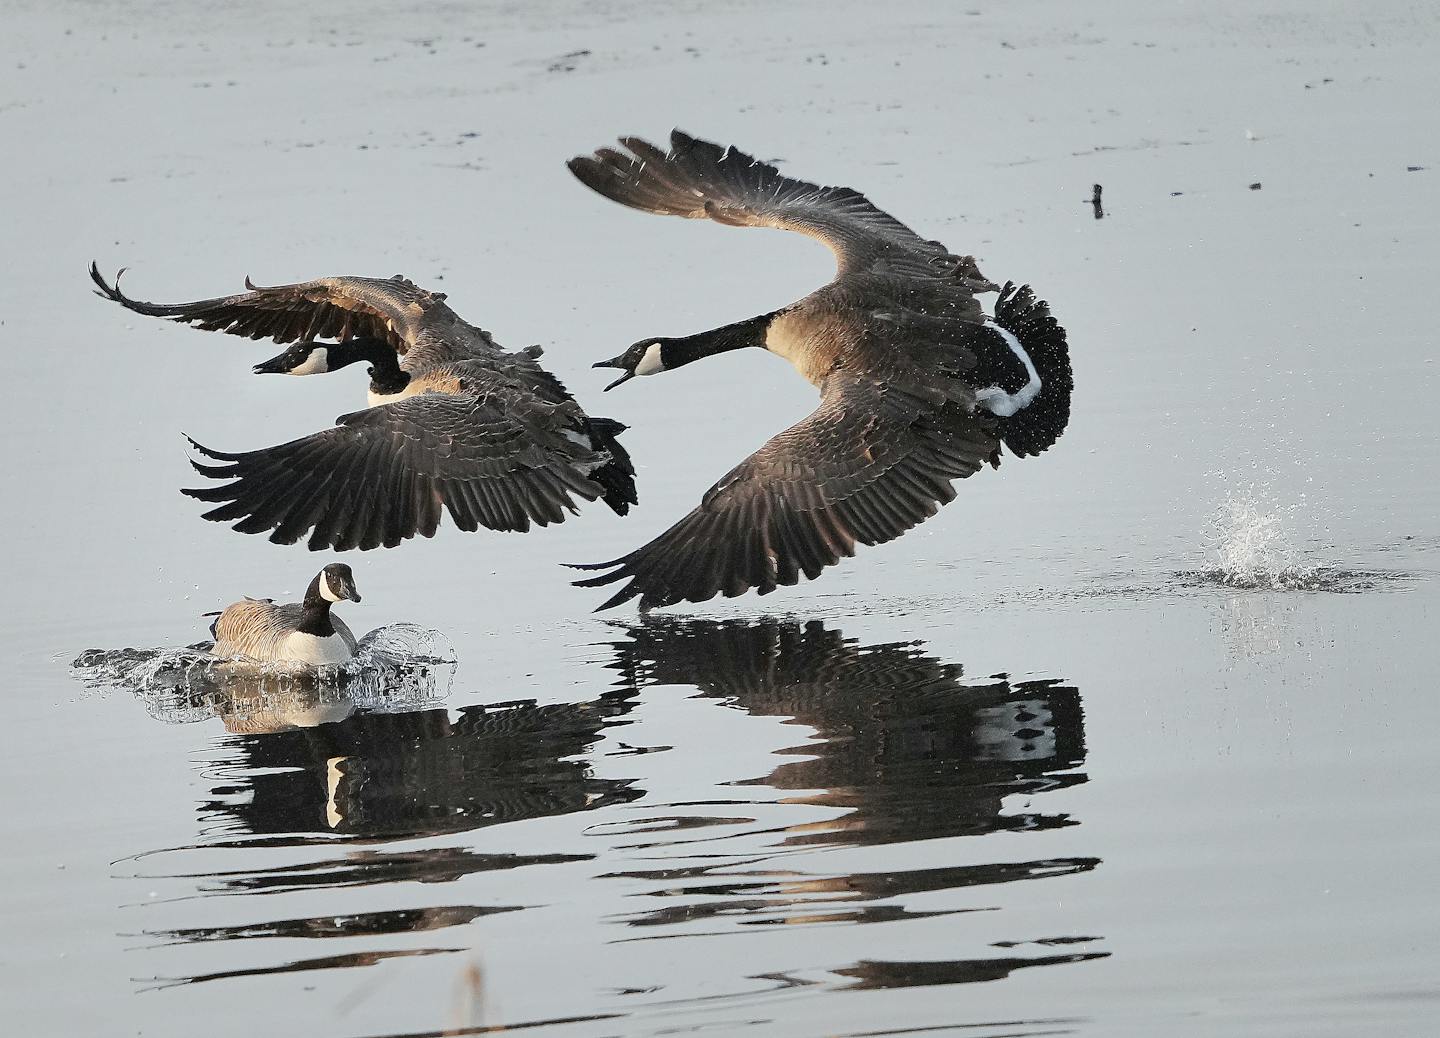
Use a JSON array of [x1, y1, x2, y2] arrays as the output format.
[[209, 562, 362, 665], [568, 131, 1073, 609], [90, 265, 636, 551]]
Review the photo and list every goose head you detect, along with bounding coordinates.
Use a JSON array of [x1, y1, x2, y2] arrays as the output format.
[[318, 563, 362, 604], [254, 340, 407, 394], [593, 339, 670, 391], [254, 342, 340, 377]]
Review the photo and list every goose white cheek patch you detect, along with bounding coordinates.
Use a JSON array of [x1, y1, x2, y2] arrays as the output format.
[[319, 571, 342, 602], [289, 348, 329, 376], [634, 342, 666, 376]]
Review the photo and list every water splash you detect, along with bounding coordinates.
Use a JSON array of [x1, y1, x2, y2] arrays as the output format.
[[73, 623, 456, 732], [1179, 485, 1402, 593], [1198, 486, 1320, 590]]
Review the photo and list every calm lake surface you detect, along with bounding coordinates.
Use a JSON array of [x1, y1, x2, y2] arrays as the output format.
[[3, 1, 1438, 1035]]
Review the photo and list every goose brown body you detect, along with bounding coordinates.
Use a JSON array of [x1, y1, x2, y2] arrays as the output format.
[[211, 599, 358, 663], [569, 131, 1073, 610], [91, 267, 637, 551], [208, 563, 362, 666]]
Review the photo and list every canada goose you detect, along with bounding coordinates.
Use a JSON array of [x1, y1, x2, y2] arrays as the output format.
[[568, 131, 1072, 609], [209, 563, 362, 665], [90, 265, 636, 551]]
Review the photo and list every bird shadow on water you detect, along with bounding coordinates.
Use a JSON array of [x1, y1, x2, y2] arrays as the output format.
[[102, 615, 1103, 1029]]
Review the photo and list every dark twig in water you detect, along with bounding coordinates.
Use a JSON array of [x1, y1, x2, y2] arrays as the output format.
[[1089, 183, 1104, 219]]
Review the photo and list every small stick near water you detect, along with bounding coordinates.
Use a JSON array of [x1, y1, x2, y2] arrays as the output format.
[[1089, 183, 1104, 220]]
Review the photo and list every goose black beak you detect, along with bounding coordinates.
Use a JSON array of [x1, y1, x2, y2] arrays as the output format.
[[253, 352, 289, 375], [593, 356, 634, 392], [349, 592, 362, 604]]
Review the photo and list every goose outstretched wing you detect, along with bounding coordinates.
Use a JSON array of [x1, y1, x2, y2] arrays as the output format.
[[90, 263, 450, 355], [569, 130, 994, 285], [573, 374, 998, 610], [186, 386, 605, 550]]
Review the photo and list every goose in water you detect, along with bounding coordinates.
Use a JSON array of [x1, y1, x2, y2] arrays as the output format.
[[209, 563, 362, 665], [90, 265, 636, 551], [567, 131, 1072, 610]]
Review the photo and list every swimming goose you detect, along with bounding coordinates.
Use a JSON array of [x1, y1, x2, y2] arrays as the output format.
[[210, 563, 361, 665], [567, 131, 1073, 610], [90, 265, 636, 551]]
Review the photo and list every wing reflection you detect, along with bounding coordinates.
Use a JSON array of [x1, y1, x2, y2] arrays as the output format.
[[131, 616, 1101, 1004], [201, 691, 643, 841], [609, 618, 1088, 847], [133, 686, 643, 986], [601, 617, 1105, 989]]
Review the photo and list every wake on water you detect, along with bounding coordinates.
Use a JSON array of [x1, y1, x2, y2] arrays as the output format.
[[72, 623, 457, 730]]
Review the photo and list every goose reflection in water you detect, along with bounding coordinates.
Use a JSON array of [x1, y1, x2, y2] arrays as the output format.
[[601, 618, 1106, 987], [131, 617, 1102, 1001], [130, 674, 643, 989], [199, 689, 642, 842]]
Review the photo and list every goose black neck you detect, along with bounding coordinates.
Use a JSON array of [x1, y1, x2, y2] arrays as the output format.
[[334, 336, 409, 394], [299, 573, 337, 637], [665, 312, 776, 369]]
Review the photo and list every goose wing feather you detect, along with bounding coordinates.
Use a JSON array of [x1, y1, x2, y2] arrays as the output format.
[[568, 130, 994, 284], [89, 263, 443, 354], [212, 600, 299, 658], [186, 374, 605, 550], [574, 374, 998, 610]]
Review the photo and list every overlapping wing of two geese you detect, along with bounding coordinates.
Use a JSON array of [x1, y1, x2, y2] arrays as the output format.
[[89, 130, 1069, 612]]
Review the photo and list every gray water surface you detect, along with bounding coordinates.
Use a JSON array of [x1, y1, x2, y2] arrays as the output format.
[[3, 1, 1438, 1035]]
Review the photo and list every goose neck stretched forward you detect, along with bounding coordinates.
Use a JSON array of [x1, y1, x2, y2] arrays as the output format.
[[593, 312, 775, 391], [254, 336, 411, 397]]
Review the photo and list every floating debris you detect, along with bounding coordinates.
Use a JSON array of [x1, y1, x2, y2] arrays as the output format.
[[547, 49, 591, 73]]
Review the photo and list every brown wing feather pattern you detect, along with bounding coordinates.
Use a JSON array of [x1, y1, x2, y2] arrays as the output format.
[[573, 377, 998, 610], [89, 263, 434, 354], [186, 385, 606, 551], [568, 130, 990, 283]]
